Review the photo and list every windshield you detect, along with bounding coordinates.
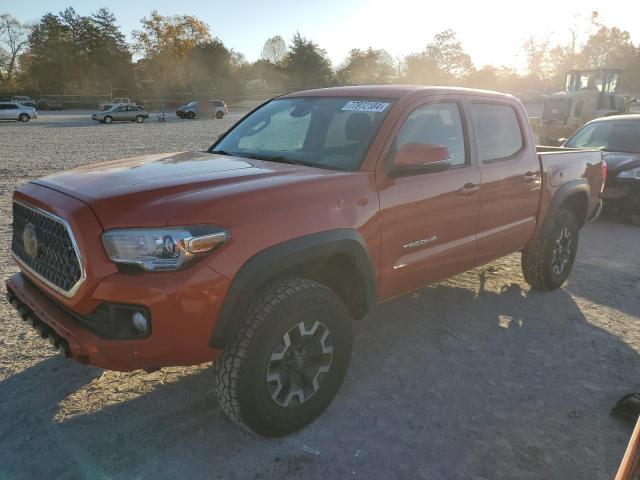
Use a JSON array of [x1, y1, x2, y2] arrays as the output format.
[[565, 121, 640, 153], [211, 97, 392, 171]]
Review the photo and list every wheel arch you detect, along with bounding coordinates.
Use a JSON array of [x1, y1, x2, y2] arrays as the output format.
[[547, 180, 590, 228], [209, 229, 377, 349]]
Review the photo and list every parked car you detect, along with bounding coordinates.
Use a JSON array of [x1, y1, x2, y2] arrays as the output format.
[[99, 97, 134, 111], [92, 105, 149, 124], [10, 96, 37, 108], [563, 114, 640, 224], [6, 86, 604, 437], [176, 100, 228, 119], [0, 102, 38, 122]]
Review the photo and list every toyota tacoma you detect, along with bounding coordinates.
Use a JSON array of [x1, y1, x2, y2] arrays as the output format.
[[6, 86, 605, 436]]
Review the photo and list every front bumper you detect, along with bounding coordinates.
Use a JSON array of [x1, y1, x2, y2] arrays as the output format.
[[6, 267, 229, 371]]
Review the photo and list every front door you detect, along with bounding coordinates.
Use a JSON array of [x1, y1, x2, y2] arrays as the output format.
[[378, 99, 482, 299]]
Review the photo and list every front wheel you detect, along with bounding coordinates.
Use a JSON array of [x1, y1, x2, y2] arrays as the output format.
[[216, 111, 224, 119], [104, 116, 113, 124], [213, 278, 353, 437], [135, 115, 144, 123], [522, 208, 579, 290], [18, 113, 30, 122]]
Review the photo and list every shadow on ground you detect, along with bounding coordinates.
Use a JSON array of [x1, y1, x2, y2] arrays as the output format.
[[1, 262, 638, 480]]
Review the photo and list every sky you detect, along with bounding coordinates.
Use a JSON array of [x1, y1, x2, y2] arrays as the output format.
[[4, 0, 640, 72]]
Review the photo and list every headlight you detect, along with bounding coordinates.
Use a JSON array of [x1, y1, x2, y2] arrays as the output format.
[[102, 226, 229, 271], [618, 167, 640, 180]]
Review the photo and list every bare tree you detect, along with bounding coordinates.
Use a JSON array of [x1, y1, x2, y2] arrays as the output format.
[[0, 14, 29, 86], [523, 36, 552, 80], [261, 35, 286, 64]]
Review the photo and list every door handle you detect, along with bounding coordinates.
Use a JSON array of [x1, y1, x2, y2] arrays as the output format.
[[523, 171, 539, 183], [458, 182, 480, 196]]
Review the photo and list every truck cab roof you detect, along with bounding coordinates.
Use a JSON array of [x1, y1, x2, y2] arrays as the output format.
[[282, 85, 516, 101]]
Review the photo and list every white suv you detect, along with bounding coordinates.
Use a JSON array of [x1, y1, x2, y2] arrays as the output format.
[[0, 102, 38, 122]]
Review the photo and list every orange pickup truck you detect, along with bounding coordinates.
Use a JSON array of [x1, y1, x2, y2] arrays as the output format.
[[6, 86, 605, 436]]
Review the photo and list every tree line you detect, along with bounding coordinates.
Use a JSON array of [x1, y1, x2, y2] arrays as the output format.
[[1, 8, 639, 99]]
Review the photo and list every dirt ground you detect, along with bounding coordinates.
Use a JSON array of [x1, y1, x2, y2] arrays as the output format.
[[1, 111, 639, 479]]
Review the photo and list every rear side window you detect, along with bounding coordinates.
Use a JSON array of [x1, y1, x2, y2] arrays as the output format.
[[471, 103, 524, 162], [1, 103, 18, 109]]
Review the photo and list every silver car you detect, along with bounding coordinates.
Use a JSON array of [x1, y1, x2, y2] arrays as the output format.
[[0, 102, 38, 122], [92, 105, 149, 124]]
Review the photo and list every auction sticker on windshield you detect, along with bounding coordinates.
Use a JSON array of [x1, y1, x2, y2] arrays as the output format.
[[341, 101, 390, 113]]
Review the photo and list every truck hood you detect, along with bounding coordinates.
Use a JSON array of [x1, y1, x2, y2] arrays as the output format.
[[602, 151, 640, 173], [33, 151, 345, 229]]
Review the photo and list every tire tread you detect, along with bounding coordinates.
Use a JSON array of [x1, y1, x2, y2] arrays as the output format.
[[213, 278, 338, 432]]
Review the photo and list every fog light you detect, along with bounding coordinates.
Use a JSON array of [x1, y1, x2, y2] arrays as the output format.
[[131, 312, 149, 332]]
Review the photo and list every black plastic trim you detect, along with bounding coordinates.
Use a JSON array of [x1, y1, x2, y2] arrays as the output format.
[[546, 179, 591, 227], [209, 229, 377, 349]]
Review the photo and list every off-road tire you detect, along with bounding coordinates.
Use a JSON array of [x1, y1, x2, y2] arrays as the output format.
[[18, 113, 29, 122], [104, 116, 113, 124], [522, 208, 579, 291], [135, 115, 144, 123], [216, 111, 224, 119], [213, 278, 353, 437]]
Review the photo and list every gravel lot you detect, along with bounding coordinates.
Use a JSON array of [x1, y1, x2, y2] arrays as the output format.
[[1, 111, 640, 479]]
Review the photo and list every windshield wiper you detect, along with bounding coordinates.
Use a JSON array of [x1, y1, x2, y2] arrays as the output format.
[[246, 154, 315, 168], [210, 150, 232, 156]]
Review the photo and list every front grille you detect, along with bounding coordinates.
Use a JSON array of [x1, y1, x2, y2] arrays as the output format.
[[11, 202, 83, 296]]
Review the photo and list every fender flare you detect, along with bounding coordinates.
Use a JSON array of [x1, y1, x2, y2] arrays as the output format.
[[542, 179, 591, 230], [209, 229, 377, 349]]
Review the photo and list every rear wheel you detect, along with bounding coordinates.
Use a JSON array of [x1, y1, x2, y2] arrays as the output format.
[[522, 208, 579, 290], [104, 116, 113, 124], [135, 115, 144, 123], [216, 111, 224, 119], [213, 278, 353, 437], [18, 113, 30, 122], [188, 111, 195, 119]]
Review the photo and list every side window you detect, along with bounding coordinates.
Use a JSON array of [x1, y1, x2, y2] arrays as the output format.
[[471, 103, 524, 162], [394, 102, 467, 166]]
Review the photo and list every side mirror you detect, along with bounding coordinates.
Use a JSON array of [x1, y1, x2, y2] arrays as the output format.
[[393, 143, 452, 175], [558, 138, 568, 145]]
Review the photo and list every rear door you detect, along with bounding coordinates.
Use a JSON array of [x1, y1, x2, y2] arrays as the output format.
[[377, 97, 482, 299], [469, 100, 541, 264]]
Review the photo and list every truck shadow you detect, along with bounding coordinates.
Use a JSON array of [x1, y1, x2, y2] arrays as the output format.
[[0, 268, 638, 479], [564, 219, 640, 318]]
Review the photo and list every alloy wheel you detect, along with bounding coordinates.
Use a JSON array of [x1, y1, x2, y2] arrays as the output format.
[[266, 320, 333, 408]]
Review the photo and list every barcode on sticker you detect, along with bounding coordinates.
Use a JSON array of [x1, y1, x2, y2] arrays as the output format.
[[341, 101, 389, 113]]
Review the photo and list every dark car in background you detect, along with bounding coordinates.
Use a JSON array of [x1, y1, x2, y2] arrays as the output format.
[[564, 115, 640, 224]]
